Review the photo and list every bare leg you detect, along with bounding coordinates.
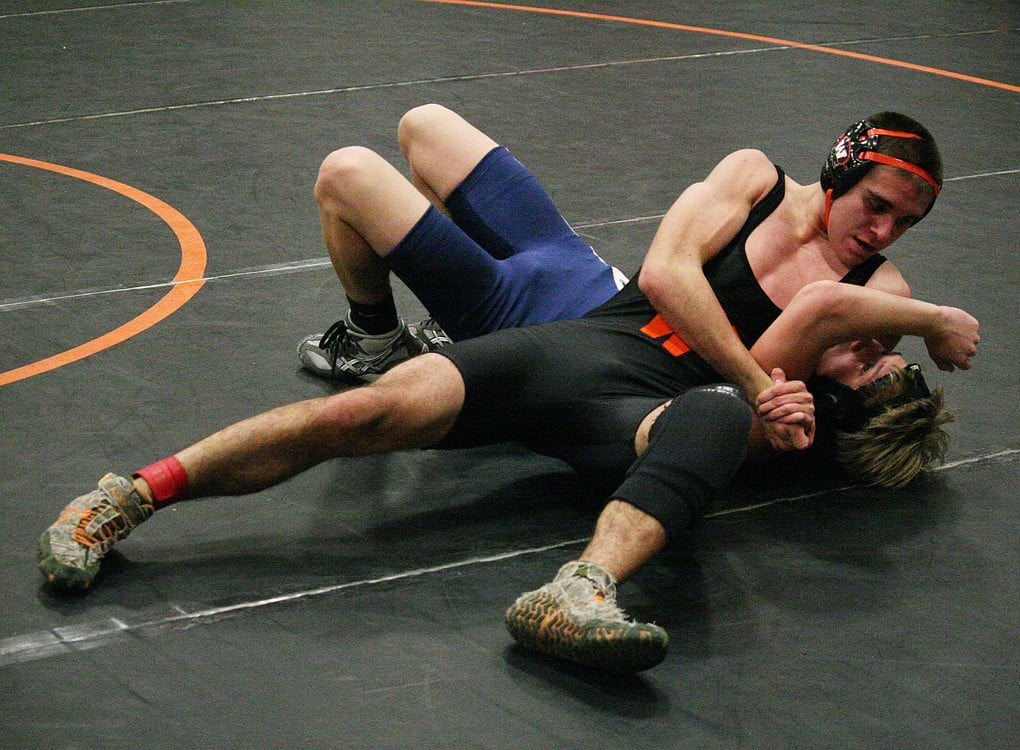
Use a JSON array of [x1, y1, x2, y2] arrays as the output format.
[[313, 104, 498, 305], [313, 146, 433, 305], [40, 355, 465, 590], [175, 354, 464, 498], [578, 500, 669, 583], [301, 106, 500, 378], [504, 497, 671, 673], [398, 103, 500, 206]]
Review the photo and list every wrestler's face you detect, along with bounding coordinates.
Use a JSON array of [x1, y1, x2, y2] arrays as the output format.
[[828, 166, 933, 266], [815, 339, 908, 389]]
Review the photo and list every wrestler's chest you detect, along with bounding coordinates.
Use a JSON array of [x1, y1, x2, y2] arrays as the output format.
[[746, 230, 842, 309]]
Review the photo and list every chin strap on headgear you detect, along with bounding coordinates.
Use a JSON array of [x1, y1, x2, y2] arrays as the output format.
[[812, 363, 932, 433], [820, 121, 941, 230]]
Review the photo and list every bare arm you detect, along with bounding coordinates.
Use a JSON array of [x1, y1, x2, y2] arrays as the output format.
[[638, 149, 779, 402], [862, 256, 913, 352], [747, 281, 978, 454], [751, 280, 980, 380]]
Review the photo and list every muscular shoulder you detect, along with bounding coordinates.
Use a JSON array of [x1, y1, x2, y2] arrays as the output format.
[[716, 148, 774, 171], [705, 149, 779, 203]]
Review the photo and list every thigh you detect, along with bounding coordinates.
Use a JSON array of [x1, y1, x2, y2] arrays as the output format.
[[317, 146, 433, 253], [367, 353, 466, 449], [387, 199, 621, 338], [445, 146, 579, 259], [400, 105, 500, 201], [383, 206, 504, 340]]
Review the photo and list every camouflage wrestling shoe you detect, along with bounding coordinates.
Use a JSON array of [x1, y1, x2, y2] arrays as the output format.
[[505, 560, 669, 673], [298, 317, 450, 379], [38, 473, 153, 590]]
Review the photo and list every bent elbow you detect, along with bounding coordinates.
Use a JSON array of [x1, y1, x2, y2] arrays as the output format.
[[637, 262, 678, 307], [790, 280, 846, 321], [637, 264, 660, 298]]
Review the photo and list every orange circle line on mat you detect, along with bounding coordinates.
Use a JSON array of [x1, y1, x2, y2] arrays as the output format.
[[423, 0, 1020, 93], [0, 153, 207, 387], [1, 6, 1011, 385]]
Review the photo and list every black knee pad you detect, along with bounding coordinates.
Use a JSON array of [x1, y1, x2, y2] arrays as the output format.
[[611, 384, 753, 539]]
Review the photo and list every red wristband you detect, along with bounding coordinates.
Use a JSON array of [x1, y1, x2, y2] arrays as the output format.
[[134, 456, 189, 508]]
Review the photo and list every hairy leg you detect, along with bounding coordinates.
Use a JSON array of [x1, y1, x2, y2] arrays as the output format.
[[38, 355, 466, 590], [578, 500, 670, 583], [143, 354, 465, 501], [579, 386, 752, 583]]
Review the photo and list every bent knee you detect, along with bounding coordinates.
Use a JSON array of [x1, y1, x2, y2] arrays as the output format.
[[314, 146, 387, 205], [683, 385, 752, 428], [397, 103, 454, 155], [310, 388, 389, 454], [316, 355, 464, 453], [370, 354, 465, 446]]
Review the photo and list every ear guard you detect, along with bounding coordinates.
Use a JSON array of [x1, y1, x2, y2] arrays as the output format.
[[811, 363, 932, 433], [821, 120, 941, 197], [820, 120, 942, 229]]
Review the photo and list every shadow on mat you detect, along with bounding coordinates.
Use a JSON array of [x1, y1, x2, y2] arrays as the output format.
[[502, 644, 670, 717]]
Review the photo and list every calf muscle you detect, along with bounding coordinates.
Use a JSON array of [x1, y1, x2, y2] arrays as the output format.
[[176, 355, 465, 499]]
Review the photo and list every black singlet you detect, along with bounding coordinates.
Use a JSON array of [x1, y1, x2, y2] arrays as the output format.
[[701, 165, 888, 347], [437, 164, 888, 484]]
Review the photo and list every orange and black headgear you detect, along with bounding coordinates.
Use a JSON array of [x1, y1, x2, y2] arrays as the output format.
[[820, 120, 942, 227]]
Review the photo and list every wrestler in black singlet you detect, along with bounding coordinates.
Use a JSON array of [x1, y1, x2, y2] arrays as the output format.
[[438, 165, 887, 486]]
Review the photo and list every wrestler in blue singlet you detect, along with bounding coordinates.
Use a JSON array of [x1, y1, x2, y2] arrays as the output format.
[[383, 146, 627, 341]]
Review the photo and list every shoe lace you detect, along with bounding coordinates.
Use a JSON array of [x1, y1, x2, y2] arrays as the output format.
[[317, 319, 353, 373], [70, 504, 127, 550], [556, 574, 630, 623], [410, 317, 452, 350]]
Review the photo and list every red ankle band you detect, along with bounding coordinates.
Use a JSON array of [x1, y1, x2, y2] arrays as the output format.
[[134, 456, 189, 508]]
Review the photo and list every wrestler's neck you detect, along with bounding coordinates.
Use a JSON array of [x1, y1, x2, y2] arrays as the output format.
[[787, 180, 849, 273], [750, 180, 844, 266], [786, 179, 830, 242]]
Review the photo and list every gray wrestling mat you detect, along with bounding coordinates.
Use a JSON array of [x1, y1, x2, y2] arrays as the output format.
[[2, 2, 1017, 748]]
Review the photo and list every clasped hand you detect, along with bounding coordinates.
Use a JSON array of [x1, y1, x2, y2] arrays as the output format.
[[756, 368, 815, 451]]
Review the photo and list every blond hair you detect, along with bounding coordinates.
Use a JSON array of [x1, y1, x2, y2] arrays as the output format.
[[836, 387, 952, 488]]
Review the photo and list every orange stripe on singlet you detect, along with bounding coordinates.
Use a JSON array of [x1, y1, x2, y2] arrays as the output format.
[[641, 314, 740, 357], [640, 314, 692, 357]]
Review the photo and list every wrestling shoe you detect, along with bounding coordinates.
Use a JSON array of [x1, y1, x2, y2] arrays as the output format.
[[407, 317, 453, 350], [38, 473, 153, 590], [505, 560, 669, 673], [297, 317, 450, 379]]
